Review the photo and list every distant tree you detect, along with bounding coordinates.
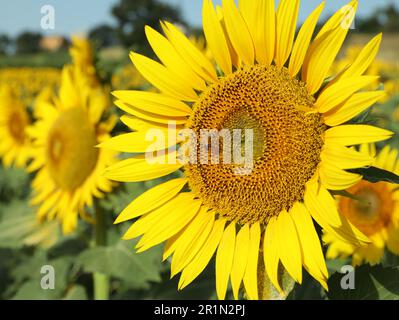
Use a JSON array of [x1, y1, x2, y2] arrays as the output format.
[[89, 24, 118, 49], [382, 4, 399, 32], [111, 0, 185, 52], [357, 4, 399, 33], [15, 32, 42, 54], [0, 34, 11, 55], [356, 16, 383, 33]]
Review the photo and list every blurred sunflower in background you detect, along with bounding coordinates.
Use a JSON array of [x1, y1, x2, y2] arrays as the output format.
[[28, 61, 118, 234], [0, 86, 32, 168], [111, 64, 147, 90], [333, 45, 399, 103], [0, 68, 60, 106], [100, 0, 394, 300], [324, 144, 399, 266], [69, 36, 100, 88]]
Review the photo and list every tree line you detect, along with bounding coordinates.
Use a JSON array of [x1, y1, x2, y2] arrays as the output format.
[[0, 0, 397, 56]]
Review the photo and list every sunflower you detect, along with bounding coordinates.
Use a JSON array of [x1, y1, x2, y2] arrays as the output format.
[[28, 65, 117, 234], [324, 144, 399, 266], [69, 36, 99, 88], [101, 0, 393, 299], [0, 86, 32, 167]]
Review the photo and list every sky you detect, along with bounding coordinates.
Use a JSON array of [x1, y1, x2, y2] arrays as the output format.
[[0, 0, 398, 37]]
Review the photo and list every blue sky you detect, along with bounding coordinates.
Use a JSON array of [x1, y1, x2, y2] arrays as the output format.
[[0, 0, 398, 37]]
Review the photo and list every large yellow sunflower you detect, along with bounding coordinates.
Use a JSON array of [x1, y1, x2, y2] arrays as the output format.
[[28, 65, 117, 234], [324, 144, 399, 266], [0, 86, 32, 167], [101, 0, 392, 299]]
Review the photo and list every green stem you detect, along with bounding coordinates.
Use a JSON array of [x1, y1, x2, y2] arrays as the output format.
[[93, 203, 110, 300]]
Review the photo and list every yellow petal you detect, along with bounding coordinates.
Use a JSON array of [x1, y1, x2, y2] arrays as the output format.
[[316, 76, 379, 113], [275, 0, 300, 68], [303, 27, 353, 95], [264, 217, 282, 293], [59, 66, 80, 108], [304, 181, 346, 229], [122, 205, 171, 240], [216, 222, 236, 300], [136, 194, 201, 252], [243, 222, 261, 300], [222, 0, 254, 65], [304, 180, 369, 245], [323, 91, 386, 126], [216, 5, 241, 69], [319, 161, 362, 190], [387, 228, 399, 255], [315, 0, 358, 40], [98, 131, 177, 153], [203, 0, 232, 75], [325, 125, 393, 146], [341, 33, 382, 79], [145, 26, 206, 91], [238, 0, 254, 25], [230, 224, 250, 300], [359, 143, 377, 158], [113, 90, 192, 117], [130, 52, 198, 101], [114, 100, 187, 125], [290, 202, 328, 290], [385, 148, 398, 172], [103, 152, 182, 182], [375, 144, 391, 169], [161, 21, 218, 83], [321, 142, 373, 169], [120, 115, 178, 132], [289, 2, 324, 77], [276, 210, 302, 283], [170, 207, 215, 276], [114, 178, 187, 224], [163, 232, 182, 262], [179, 218, 227, 290]]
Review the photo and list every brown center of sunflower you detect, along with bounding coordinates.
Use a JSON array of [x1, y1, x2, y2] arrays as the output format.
[[339, 180, 395, 236], [8, 109, 28, 144], [185, 65, 325, 224], [46, 107, 99, 191]]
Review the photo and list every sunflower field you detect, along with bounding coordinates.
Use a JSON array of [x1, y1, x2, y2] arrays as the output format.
[[1, 0, 399, 303]]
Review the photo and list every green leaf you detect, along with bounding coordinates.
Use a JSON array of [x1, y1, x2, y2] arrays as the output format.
[[327, 264, 399, 300], [382, 251, 399, 268], [63, 285, 88, 300], [0, 166, 30, 203], [287, 271, 326, 300], [0, 200, 60, 249], [348, 166, 399, 184], [11, 280, 61, 300], [77, 240, 163, 289]]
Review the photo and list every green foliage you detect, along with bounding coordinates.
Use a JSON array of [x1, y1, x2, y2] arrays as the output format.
[[348, 166, 399, 184], [327, 264, 399, 300], [77, 239, 163, 289], [111, 0, 185, 53], [14, 32, 42, 54], [0, 34, 11, 55], [0, 166, 30, 202], [0, 51, 69, 68], [0, 201, 39, 248]]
